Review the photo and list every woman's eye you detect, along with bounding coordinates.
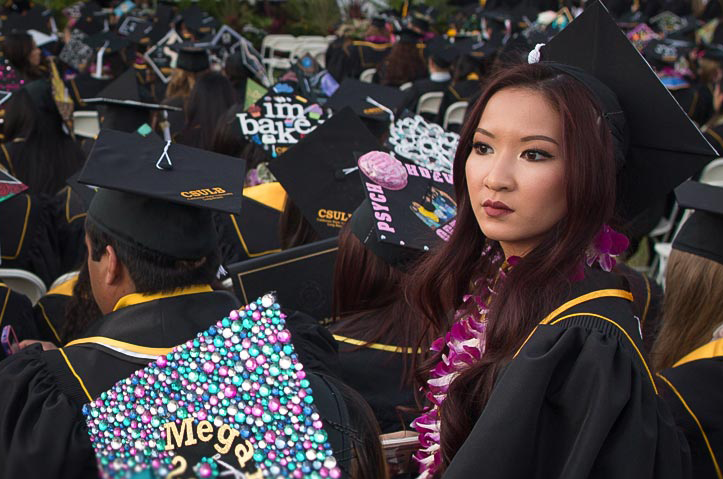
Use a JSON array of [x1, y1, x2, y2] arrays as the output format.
[[522, 149, 553, 162], [472, 142, 492, 155]]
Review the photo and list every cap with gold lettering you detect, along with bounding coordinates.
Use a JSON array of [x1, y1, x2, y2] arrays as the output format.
[[325, 79, 405, 123], [79, 129, 245, 259], [268, 107, 383, 238]]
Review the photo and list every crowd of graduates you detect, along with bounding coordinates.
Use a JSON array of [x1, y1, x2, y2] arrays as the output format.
[[0, 0, 722, 478]]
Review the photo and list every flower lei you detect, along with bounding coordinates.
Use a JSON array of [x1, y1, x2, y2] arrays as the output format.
[[411, 252, 515, 478]]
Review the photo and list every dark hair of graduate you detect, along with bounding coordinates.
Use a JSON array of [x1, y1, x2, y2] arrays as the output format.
[[85, 217, 220, 294], [177, 71, 236, 150], [452, 54, 488, 84], [322, 376, 389, 479], [405, 62, 617, 471], [651, 250, 723, 372], [378, 42, 427, 87], [2, 32, 44, 81], [278, 197, 319, 250], [331, 223, 426, 383], [61, 258, 103, 343], [210, 103, 269, 173], [3, 84, 85, 194], [223, 51, 252, 104]]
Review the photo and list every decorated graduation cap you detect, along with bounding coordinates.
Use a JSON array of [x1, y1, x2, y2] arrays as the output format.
[[117, 16, 153, 45], [672, 180, 723, 266], [79, 129, 245, 259], [350, 149, 456, 269], [649, 11, 696, 38], [386, 113, 459, 175], [0, 168, 28, 203], [171, 42, 211, 72], [426, 37, 458, 68], [625, 23, 660, 51], [326, 79, 404, 123], [237, 81, 328, 159], [641, 38, 693, 67], [59, 30, 94, 71], [268, 107, 382, 238], [83, 294, 345, 478], [143, 29, 183, 83], [179, 5, 217, 39], [537, 0, 718, 218]]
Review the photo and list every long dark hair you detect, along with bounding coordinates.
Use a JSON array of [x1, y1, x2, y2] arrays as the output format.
[[406, 63, 617, 470], [61, 259, 103, 343], [3, 83, 85, 194], [379, 42, 427, 87], [331, 224, 428, 382], [2, 32, 44, 81], [177, 71, 236, 150], [210, 103, 269, 175]]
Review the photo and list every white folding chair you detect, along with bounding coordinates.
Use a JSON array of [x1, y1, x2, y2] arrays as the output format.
[[73, 110, 100, 139], [700, 158, 723, 184], [360, 68, 376, 83], [0, 268, 47, 305], [416, 91, 444, 116], [261, 34, 294, 58], [443, 101, 469, 130], [399, 82, 413, 91]]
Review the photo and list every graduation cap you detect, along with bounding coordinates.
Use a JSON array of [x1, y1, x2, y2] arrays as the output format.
[[117, 16, 153, 44], [229, 239, 339, 323], [625, 23, 660, 51], [79, 129, 245, 259], [672, 181, 723, 265], [237, 83, 328, 159], [88, 68, 172, 131], [59, 31, 94, 71], [72, 2, 107, 36], [387, 113, 458, 174], [642, 38, 693, 66], [268, 107, 383, 238], [225, 40, 270, 89], [410, 11, 431, 32], [354, 149, 456, 261], [649, 11, 694, 37], [83, 294, 344, 478], [326, 78, 404, 123], [426, 37, 458, 68], [0, 169, 28, 203], [371, 16, 386, 29], [395, 27, 422, 44], [1, 6, 49, 35], [538, 0, 718, 218], [179, 5, 217, 37], [170, 42, 211, 72], [66, 73, 112, 108], [143, 28, 183, 83]]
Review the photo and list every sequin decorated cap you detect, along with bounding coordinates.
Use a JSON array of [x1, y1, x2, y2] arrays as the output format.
[[83, 293, 346, 478]]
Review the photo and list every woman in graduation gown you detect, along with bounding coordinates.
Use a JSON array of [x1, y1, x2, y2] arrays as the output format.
[[330, 204, 428, 434], [652, 181, 723, 479], [405, 3, 717, 477]]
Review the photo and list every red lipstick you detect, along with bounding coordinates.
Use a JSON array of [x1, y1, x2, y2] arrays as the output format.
[[482, 200, 514, 218]]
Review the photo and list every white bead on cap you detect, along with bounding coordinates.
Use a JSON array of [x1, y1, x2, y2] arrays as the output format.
[[527, 43, 546, 64]]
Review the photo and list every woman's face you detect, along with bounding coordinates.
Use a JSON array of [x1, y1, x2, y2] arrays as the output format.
[[28, 41, 41, 67], [465, 87, 567, 258]]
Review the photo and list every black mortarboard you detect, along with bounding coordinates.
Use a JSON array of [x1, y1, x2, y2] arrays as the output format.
[[371, 17, 386, 29], [171, 42, 210, 72], [649, 11, 695, 38], [642, 38, 693, 66], [117, 16, 153, 45], [179, 5, 217, 37], [67, 73, 112, 108], [326, 79, 404, 123], [672, 180, 723, 265], [59, 33, 94, 71], [539, 0, 718, 219], [143, 29, 183, 83], [229, 237, 339, 323], [350, 149, 456, 268], [410, 12, 431, 32], [426, 37, 458, 68], [1, 6, 49, 34], [269, 107, 383, 238], [79, 129, 245, 258], [396, 27, 422, 44], [237, 84, 328, 159], [227, 183, 285, 260], [72, 2, 107, 36], [89, 68, 151, 131]]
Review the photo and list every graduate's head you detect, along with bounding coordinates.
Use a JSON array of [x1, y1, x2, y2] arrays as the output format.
[[2, 32, 41, 72], [84, 211, 220, 315], [457, 62, 616, 260], [652, 181, 723, 371], [78, 130, 245, 314]]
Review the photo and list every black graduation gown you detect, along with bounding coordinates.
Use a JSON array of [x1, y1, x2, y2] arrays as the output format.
[[443, 268, 690, 479], [615, 263, 663, 354], [672, 84, 714, 127], [434, 79, 481, 128], [0, 192, 63, 286], [325, 37, 356, 82], [658, 339, 723, 479], [213, 200, 282, 267], [0, 282, 37, 361], [0, 288, 239, 478], [332, 326, 416, 434], [400, 78, 452, 120], [32, 275, 77, 345], [51, 185, 87, 273], [348, 40, 392, 79]]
